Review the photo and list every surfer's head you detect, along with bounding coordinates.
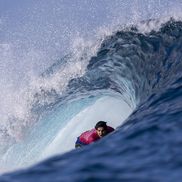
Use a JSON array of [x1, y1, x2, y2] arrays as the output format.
[[95, 121, 107, 138]]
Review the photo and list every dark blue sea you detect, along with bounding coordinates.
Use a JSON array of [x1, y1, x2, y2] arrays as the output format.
[[1, 19, 182, 182]]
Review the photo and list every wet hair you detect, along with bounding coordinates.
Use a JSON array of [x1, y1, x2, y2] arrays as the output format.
[[95, 121, 107, 130]]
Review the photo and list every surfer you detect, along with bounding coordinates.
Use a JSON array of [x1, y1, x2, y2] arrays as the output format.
[[75, 121, 114, 148]]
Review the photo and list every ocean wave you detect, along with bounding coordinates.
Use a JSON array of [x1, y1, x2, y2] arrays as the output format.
[[1, 18, 182, 181]]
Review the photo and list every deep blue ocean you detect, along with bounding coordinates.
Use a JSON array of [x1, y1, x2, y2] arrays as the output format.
[[0, 18, 182, 181]]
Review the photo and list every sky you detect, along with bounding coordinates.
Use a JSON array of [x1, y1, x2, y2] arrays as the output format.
[[0, 1, 112, 61]]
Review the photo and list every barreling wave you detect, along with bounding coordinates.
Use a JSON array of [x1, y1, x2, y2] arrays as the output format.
[[1, 18, 182, 181], [35, 18, 182, 112]]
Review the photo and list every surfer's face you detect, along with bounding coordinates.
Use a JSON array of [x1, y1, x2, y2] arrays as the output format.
[[96, 127, 107, 138]]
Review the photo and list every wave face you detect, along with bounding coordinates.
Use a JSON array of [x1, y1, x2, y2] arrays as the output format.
[[1, 19, 182, 181]]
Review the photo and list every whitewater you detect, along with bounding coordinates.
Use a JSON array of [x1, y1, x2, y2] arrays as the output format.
[[0, 1, 182, 181]]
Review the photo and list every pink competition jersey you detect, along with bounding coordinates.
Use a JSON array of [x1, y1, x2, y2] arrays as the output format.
[[79, 126, 114, 144]]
